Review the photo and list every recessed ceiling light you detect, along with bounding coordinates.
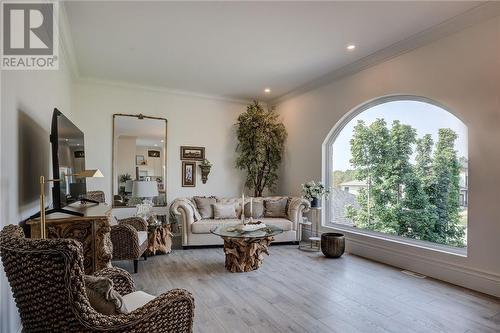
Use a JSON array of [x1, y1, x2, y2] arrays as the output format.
[[154, 144, 158, 147], [347, 44, 356, 51], [264, 88, 271, 93], [160, 139, 164, 143]]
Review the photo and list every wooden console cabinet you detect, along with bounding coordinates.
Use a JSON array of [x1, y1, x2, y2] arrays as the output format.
[[27, 203, 113, 274]]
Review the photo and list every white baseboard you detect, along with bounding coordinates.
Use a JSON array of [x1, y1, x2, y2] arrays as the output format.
[[347, 237, 500, 297]]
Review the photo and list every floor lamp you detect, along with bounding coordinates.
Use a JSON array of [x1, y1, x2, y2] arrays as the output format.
[[38, 169, 104, 239]]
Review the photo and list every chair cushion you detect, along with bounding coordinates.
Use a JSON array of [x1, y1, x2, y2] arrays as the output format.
[[84, 275, 126, 315], [193, 196, 217, 219], [191, 219, 240, 234], [122, 291, 156, 312], [137, 231, 148, 245], [264, 198, 289, 218], [213, 203, 237, 219], [191, 218, 293, 234]]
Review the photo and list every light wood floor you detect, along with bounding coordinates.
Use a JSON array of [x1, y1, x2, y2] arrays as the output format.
[[114, 245, 500, 333]]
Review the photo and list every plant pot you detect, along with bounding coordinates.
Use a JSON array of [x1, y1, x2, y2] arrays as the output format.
[[311, 197, 320, 208], [321, 233, 345, 258]]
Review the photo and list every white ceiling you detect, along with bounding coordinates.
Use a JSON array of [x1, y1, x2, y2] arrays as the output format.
[[65, 1, 481, 102]]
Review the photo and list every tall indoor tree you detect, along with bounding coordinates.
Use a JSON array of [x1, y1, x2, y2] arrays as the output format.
[[235, 101, 287, 196]]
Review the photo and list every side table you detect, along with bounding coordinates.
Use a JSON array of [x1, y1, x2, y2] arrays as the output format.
[[298, 207, 321, 252]]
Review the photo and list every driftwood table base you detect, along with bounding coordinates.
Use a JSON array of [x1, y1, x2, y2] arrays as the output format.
[[222, 236, 274, 273], [146, 224, 173, 256]]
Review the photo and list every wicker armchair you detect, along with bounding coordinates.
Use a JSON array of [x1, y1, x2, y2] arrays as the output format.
[[0, 224, 194, 333], [111, 217, 149, 273]]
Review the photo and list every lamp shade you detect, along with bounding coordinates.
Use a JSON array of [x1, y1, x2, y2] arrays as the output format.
[[124, 180, 134, 193], [132, 181, 158, 198], [76, 169, 104, 178]]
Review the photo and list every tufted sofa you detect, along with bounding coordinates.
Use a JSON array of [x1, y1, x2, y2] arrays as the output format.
[[170, 196, 310, 247]]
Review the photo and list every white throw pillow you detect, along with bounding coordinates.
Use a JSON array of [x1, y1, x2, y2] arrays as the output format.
[[213, 203, 237, 219]]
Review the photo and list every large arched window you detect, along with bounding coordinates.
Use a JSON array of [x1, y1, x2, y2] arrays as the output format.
[[324, 96, 468, 248]]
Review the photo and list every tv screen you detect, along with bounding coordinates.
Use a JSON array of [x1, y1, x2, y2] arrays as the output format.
[[51, 109, 86, 208]]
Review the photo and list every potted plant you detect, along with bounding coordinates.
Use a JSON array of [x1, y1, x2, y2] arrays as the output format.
[[118, 173, 132, 195], [199, 159, 212, 184], [301, 181, 330, 207], [235, 101, 287, 196]]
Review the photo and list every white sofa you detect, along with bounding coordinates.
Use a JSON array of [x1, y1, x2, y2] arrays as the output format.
[[170, 196, 310, 247]]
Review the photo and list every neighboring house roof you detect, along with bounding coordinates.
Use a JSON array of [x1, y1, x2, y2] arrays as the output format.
[[339, 180, 367, 187], [330, 188, 359, 227]]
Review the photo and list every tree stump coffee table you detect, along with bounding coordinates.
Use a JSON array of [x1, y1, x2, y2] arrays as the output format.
[[211, 224, 283, 273]]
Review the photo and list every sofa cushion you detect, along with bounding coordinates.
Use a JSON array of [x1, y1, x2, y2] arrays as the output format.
[[193, 196, 217, 219], [137, 231, 148, 245], [258, 218, 293, 231], [191, 218, 293, 234], [244, 201, 264, 219], [213, 203, 237, 219], [264, 198, 289, 218], [122, 291, 156, 312], [191, 219, 240, 234]]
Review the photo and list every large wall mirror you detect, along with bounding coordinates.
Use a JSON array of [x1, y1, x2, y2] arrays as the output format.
[[112, 114, 167, 208]]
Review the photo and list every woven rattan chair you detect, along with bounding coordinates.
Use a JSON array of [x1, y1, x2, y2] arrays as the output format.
[[0, 225, 194, 332], [111, 217, 149, 273]]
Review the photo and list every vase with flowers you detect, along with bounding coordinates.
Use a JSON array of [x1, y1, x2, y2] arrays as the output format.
[[301, 181, 330, 208]]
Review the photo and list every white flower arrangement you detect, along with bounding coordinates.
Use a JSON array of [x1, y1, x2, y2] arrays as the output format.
[[136, 200, 153, 219], [301, 181, 330, 200]]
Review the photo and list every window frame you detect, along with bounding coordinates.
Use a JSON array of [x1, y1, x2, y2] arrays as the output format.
[[321, 94, 468, 255]]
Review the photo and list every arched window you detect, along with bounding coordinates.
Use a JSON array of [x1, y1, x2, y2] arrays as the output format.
[[324, 96, 468, 248]]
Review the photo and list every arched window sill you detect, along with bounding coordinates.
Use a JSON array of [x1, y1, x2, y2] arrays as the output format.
[[322, 223, 467, 257]]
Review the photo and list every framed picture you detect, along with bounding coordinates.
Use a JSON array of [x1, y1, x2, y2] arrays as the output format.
[[136, 155, 146, 165], [74, 151, 85, 158], [148, 150, 160, 157], [182, 161, 196, 187], [180, 146, 205, 161]]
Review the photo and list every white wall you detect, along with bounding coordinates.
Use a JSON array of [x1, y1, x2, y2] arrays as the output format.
[[0, 46, 74, 333], [275, 16, 500, 296], [72, 81, 248, 207]]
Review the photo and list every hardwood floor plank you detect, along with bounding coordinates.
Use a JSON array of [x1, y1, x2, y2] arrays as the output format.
[[115, 245, 500, 333]]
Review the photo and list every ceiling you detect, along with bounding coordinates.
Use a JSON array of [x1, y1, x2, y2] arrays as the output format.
[[65, 1, 481, 102]]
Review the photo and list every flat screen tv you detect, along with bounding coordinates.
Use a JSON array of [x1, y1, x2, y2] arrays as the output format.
[[50, 108, 87, 210]]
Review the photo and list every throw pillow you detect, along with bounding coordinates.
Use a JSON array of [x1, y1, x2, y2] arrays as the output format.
[[193, 196, 217, 219], [264, 198, 289, 218], [84, 275, 126, 315], [244, 201, 264, 219], [213, 203, 237, 219]]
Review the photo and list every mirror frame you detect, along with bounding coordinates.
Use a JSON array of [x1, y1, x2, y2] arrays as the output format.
[[112, 113, 168, 208]]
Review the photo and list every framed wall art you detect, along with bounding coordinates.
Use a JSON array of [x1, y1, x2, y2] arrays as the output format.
[[182, 161, 196, 187], [180, 146, 205, 161]]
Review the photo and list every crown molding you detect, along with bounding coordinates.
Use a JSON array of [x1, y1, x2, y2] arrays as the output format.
[[75, 77, 252, 105], [58, 2, 80, 80], [270, 2, 500, 106]]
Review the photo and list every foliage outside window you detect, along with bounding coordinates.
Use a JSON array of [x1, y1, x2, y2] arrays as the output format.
[[327, 99, 467, 248]]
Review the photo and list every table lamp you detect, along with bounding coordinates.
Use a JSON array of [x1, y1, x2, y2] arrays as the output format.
[[132, 180, 159, 202]]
